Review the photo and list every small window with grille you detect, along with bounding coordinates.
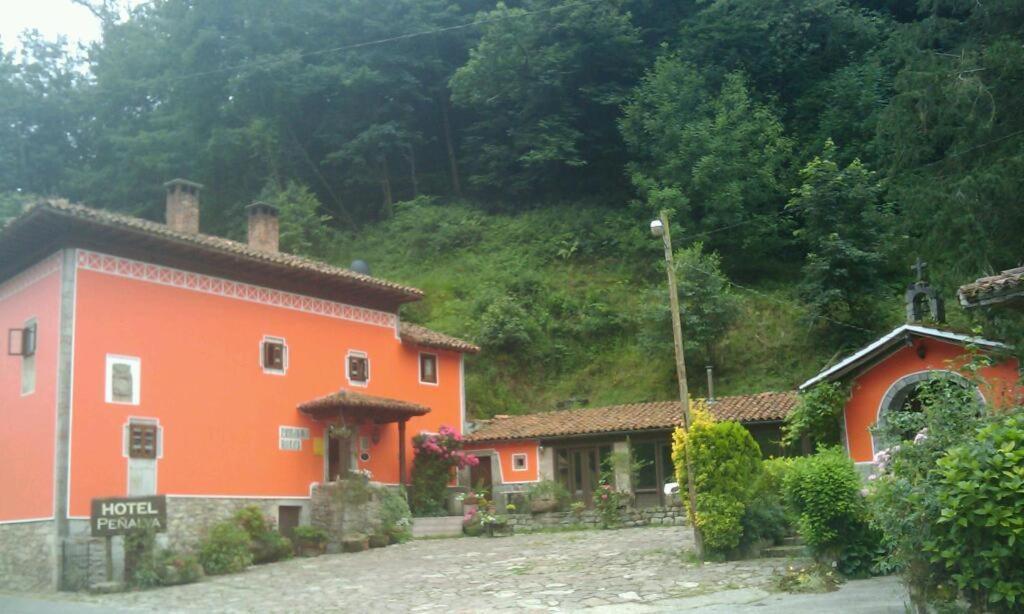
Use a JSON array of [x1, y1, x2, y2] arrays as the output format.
[[261, 337, 287, 374], [347, 352, 369, 385], [419, 353, 438, 385]]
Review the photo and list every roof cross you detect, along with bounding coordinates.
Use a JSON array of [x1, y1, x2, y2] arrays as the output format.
[[911, 257, 928, 283]]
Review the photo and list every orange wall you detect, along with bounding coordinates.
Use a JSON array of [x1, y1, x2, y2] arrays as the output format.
[[845, 338, 1021, 462], [0, 254, 62, 522], [464, 440, 541, 484], [67, 251, 464, 517]]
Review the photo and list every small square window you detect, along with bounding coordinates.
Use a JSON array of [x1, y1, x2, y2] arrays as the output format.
[[512, 453, 528, 472], [106, 356, 140, 405], [262, 337, 287, 373], [128, 423, 158, 459], [348, 353, 369, 385], [419, 353, 438, 384]]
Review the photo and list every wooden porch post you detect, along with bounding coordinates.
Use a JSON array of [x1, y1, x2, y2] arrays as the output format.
[[398, 419, 408, 487]]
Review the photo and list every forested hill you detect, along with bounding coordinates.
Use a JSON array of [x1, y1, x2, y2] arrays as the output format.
[[2, 0, 1023, 417]]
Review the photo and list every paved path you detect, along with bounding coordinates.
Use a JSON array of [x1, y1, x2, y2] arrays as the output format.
[[3, 527, 908, 612]]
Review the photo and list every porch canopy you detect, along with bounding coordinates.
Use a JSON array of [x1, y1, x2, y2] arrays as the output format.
[[298, 389, 430, 485]]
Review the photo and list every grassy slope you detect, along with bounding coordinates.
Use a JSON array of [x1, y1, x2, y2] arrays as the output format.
[[330, 199, 860, 419]]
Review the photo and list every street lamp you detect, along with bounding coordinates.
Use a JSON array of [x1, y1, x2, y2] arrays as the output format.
[[651, 209, 704, 557]]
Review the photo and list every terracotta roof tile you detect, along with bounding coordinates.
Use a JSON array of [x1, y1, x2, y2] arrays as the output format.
[[465, 391, 797, 442], [2, 200, 424, 301], [958, 266, 1024, 308], [298, 389, 430, 418], [400, 322, 480, 354]]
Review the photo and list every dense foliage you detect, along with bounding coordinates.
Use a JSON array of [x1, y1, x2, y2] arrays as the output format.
[[928, 410, 1024, 611], [672, 409, 763, 557], [2, 0, 1022, 413], [784, 447, 881, 576], [232, 506, 293, 564], [379, 486, 414, 543], [783, 382, 848, 449], [124, 526, 204, 588], [868, 364, 1024, 612], [409, 425, 478, 515], [197, 521, 254, 575]]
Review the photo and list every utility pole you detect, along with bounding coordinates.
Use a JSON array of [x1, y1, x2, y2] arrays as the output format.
[[652, 209, 704, 558]]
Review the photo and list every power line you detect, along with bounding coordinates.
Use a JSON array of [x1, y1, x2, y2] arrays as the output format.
[[106, 0, 610, 90]]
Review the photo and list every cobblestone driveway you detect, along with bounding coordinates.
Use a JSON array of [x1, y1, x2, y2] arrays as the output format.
[[66, 527, 808, 612]]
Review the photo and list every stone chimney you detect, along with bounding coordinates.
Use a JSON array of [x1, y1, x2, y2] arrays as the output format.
[[246, 202, 280, 253], [164, 178, 203, 233]]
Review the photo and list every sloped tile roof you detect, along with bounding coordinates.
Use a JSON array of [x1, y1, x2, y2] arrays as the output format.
[[465, 391, 797, 442], [0, 200, 423, 302], [298, 389, 430, 419], [958, 266, 1024, 308], [400, 322, 480, 354]]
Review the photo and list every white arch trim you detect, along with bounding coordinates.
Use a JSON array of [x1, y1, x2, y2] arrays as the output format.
[[870, 369, 985, 457]]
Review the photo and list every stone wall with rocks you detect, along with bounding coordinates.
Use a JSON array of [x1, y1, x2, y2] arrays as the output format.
[[310, 481, 384, 553], [0, 520, 57, 591], [505, 505, 687, 532], [164, 497, 310, 550]]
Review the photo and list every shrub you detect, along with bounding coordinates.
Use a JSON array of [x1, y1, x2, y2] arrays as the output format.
[[526, 480, 570, 510], [783, 382, 847, 449], [592, 480, 624, 528], [155, 550, 204, 586], [124, 526, 161, 588], [925, 410, 1024, 612], [672, 409, 763, 556], [293, 525, 328, 544], [410, 425, 478, 515], [867, 368, 992, 610], [380, 487, 413, 543], [198, 521, 253, 575], [232, 506, 292, 564], [783, 447, 879, 576]]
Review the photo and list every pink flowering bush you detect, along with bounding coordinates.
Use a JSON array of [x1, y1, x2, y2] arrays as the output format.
[[410, 425, 478, 515]]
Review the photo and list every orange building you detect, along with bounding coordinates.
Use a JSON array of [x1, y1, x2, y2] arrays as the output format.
[[799, 324, 1021, 466], [0, 182, 477, 590]]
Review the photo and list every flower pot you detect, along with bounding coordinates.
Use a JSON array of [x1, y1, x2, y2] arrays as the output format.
[[342, 535, 370, 553], [368, 534, 389, 549], [298, 541, 325, 557], [530, 497, 558, 514]]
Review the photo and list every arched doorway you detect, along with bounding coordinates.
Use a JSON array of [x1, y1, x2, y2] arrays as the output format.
[[871, 370, 984, 455]]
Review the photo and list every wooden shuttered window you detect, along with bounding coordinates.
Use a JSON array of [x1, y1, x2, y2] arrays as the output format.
[[420, 353, 437, 384], [129, 423, 158, 459], [348, 355, 368, 383]]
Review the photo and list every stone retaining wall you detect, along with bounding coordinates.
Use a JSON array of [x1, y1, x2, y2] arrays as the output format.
[[310, 481, 383, 553], [164, 497, 310, 550], [505, 505, 687, 532], [0, 519, 57, 591]]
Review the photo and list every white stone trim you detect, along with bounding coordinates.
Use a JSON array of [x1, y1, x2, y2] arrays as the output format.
[[0, 253, 62, 304], [801, 324, 1008, 390], [61, 249, 77, 522], [345, 349, 370, 387], [19, 316, 37, 396], [511, 453, 528, 472], [0, 516, 56, 525], [76, 249, 398, 329], [418, 351, 439, 386], [105, 354, 141, 405]]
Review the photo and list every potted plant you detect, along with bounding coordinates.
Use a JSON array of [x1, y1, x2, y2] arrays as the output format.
[[527, 480, 569, 513], [293, 526, 328, 557]]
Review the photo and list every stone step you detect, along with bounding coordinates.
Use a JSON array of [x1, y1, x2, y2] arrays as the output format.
[[412, 516, 464, 538], [780, 536, 803, 547], [761, 544, 807, 558]]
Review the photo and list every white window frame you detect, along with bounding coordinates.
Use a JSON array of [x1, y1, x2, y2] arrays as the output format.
[[511, 453, 528, 472], [345, 350, 370, 387], [106, 354, 141, 405], [261, 335, 289, 375], [20, 317, 37, 396], [418, 351, 439, 386]]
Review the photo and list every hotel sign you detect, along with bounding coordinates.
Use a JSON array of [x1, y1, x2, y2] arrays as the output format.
[[90, 495, 167, 537]]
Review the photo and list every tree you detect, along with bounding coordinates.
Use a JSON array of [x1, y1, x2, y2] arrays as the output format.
[[257, 181, 335, 259], [622, 61, 793, 266], [788, 140, 898, 342], [450, 0, 643, 198]]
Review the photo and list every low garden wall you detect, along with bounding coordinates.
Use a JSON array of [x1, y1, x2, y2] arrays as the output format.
[[310, 481, 384, 553], [505, 505, 687, 532]]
